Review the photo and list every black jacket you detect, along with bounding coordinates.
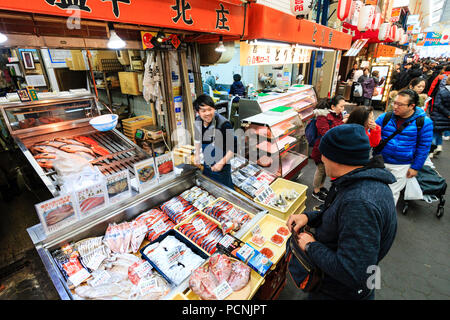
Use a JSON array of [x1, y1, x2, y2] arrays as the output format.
[[304, 156, 397, 299], [430, 77, 450, 132]]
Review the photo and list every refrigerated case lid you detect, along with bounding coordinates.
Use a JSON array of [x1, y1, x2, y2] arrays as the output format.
[[242, 110, 299, 127]]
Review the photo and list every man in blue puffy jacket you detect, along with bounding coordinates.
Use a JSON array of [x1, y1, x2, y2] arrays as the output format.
[[375, 89, 433, 205]]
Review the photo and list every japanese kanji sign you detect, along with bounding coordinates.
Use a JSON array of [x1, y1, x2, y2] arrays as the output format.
[[0, 0, 246, 36]]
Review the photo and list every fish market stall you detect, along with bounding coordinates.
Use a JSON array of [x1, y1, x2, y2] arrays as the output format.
[[27, 169, 292, 300], [0, 94, 149, 197]]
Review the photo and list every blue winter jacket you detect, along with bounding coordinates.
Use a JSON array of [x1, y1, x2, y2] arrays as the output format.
[[304, 156, 397, 300], [375, 107, 433, 171]]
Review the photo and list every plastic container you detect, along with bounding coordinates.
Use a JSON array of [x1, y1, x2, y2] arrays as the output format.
[[184, 255, 264, 300], [89, 114, 118, 132], [240, 214, 290, 266], [254, 178, 307, 221], [140, 229, 208, 286]]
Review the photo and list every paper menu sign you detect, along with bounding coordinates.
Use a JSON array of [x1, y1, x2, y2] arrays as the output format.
[[75, 182, 108, 218], [35, 193, 79, 235], [256, 171, 276, 185], [134, 157, 158, 192], [155, 152, 175, 182], [105, 170, 131, 204]]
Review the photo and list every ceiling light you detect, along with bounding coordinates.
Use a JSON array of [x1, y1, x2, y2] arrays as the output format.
[[157, 31, 165, 43], [0, 32, 7, 44], [107, 24, 126, 49], [247, 39, 292, 47], [216, 36, 226, 52]]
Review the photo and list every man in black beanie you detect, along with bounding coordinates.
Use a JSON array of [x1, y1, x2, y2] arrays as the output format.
[[287, 124, 397, 300]]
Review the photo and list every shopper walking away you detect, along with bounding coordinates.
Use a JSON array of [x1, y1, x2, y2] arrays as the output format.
[[287, 124, 397, 300], [428, 65, 450, 105], [228, 74, 246, 129], [347, 105, 381, 147], [193, 94, 235, 189], [374, 89, 433, 205], [429, 75, 450, 158], [358, 69, 384, 106], [310, 96, 347, 202]]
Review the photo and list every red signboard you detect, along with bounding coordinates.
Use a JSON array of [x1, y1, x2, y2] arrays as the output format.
[[0, 0, 247, 36], [246, 4, 352, 50]]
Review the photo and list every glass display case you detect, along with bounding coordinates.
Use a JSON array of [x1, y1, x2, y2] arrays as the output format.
[[238, 85, 318, 123], [241, 109, 308, 180], [0, 96, 99, 134]]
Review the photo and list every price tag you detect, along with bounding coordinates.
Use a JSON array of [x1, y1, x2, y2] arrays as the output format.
[[192, 218, 206, 232], [134, 261, 152, 278], [88, 270, 111, 287], [166, 246, 182, 265], [135, 223, 148, 238], [138, 277, 160, 296], [151, 219, 168, 235], [84, 251, 106, 271], [284, 144, 290, 150], [218, 234, 234, 248], [213, 281, 234, 300], [252, 224, 262, 236], [68, 268, 91, 287]]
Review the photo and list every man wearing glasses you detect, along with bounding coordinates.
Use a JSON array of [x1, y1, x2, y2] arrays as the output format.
[[374, 89, 433, 205]]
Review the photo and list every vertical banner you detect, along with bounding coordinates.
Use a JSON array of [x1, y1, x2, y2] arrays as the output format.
[[330, 50, 342, 98]]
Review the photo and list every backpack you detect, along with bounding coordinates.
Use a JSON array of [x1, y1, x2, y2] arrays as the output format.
[[353, 82, 363, 97], [305, 117, 332, 146], [381, 111, 424, 131]]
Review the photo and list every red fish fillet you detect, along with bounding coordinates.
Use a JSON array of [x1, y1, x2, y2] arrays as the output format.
[[80, 197, 105, 213], [91, 145, 109, 156], [74, 136, 98, 146], [36, 159, 53, 169], [55, 138, 88, 146], [34, 153, 57, 160]]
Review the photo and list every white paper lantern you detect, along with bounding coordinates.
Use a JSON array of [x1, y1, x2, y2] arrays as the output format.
[[337, 0, 352, 21], [290, 0, 313, 16], [371, 12, 381, 31], [389, 24, 398, 41], [347, 0, 363, 26], [378, 22, 391, 41], [398, 28, 404, 41], [357, 5, 376, 32]]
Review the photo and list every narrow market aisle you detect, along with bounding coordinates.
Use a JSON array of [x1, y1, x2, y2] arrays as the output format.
[[279, 116, 450, 300]]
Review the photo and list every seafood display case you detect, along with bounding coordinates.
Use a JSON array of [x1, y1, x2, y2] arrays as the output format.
[[241, 110, 308, 180], [26, 170, 269, 300], [0, 95, 149, 197]]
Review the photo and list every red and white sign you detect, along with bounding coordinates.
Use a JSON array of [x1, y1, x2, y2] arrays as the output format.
[[440, 33, 449, 44], [390, 8, 401, 22], [389, 24, 398, 41], [346, 0, 364, 26], [371, 12, 381, 31], [337, 0, 352, 21], [290, 0, 313, 16]]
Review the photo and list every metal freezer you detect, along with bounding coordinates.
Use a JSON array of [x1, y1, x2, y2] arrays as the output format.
[[27, 170, 268, 300]]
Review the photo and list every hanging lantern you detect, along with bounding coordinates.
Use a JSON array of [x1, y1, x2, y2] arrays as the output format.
[[371, 12, 381, 31], [398, 28, 404, 41], [337, 0, 352, 21], [378, 22, 390, 41], [389, 24, 398, 41], [290, 0, 313, 16], [347, 0, 363, 26], [357, 5, 376, 32]]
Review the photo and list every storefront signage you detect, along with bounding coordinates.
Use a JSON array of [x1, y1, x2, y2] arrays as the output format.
[[406, 14, 419, 25], [390, 7, 401, 22], [239, 42, 311, 66], [419, 32, 444, 46], [246, 4, 352, 51], [343, 38, 368, 56], [374, 44, 397, 57], [0, 0, 246, 36]]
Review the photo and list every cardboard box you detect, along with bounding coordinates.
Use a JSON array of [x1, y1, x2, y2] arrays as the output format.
[[92, 50, 118, 70], [68, 50, 87, 70], [118, 72, 141, 95]]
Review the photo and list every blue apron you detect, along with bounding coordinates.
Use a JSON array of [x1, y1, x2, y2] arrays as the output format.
[[201, 141, 233, 189]]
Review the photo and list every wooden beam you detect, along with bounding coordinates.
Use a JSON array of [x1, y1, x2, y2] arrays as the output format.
[[178, 50, 195, 145]]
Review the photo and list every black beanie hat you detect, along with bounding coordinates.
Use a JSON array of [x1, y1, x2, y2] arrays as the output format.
[[319, 124, 370, 166]]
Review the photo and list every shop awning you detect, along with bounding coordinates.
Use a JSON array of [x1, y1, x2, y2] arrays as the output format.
[[0, 0, 247, 37], [245, 3, 352, 51]]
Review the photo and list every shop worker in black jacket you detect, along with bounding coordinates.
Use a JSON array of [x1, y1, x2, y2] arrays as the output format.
[[287, 124, 397, 300]]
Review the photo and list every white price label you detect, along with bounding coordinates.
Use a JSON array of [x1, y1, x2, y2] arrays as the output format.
[[251, 224, 262, 236], [85, 252, 106, 271], [138, 278, 160, 296], [151, 219, 168, 235], [192, 218, 206, 232], [88, 270, 111, 287], [134, 261, 152, 278], [166, 246, 182, 265], [68, 268, 91, 287], [214, 281, 234, 300], [218, 234, 234, 247], [135, 224, 148, 238]]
